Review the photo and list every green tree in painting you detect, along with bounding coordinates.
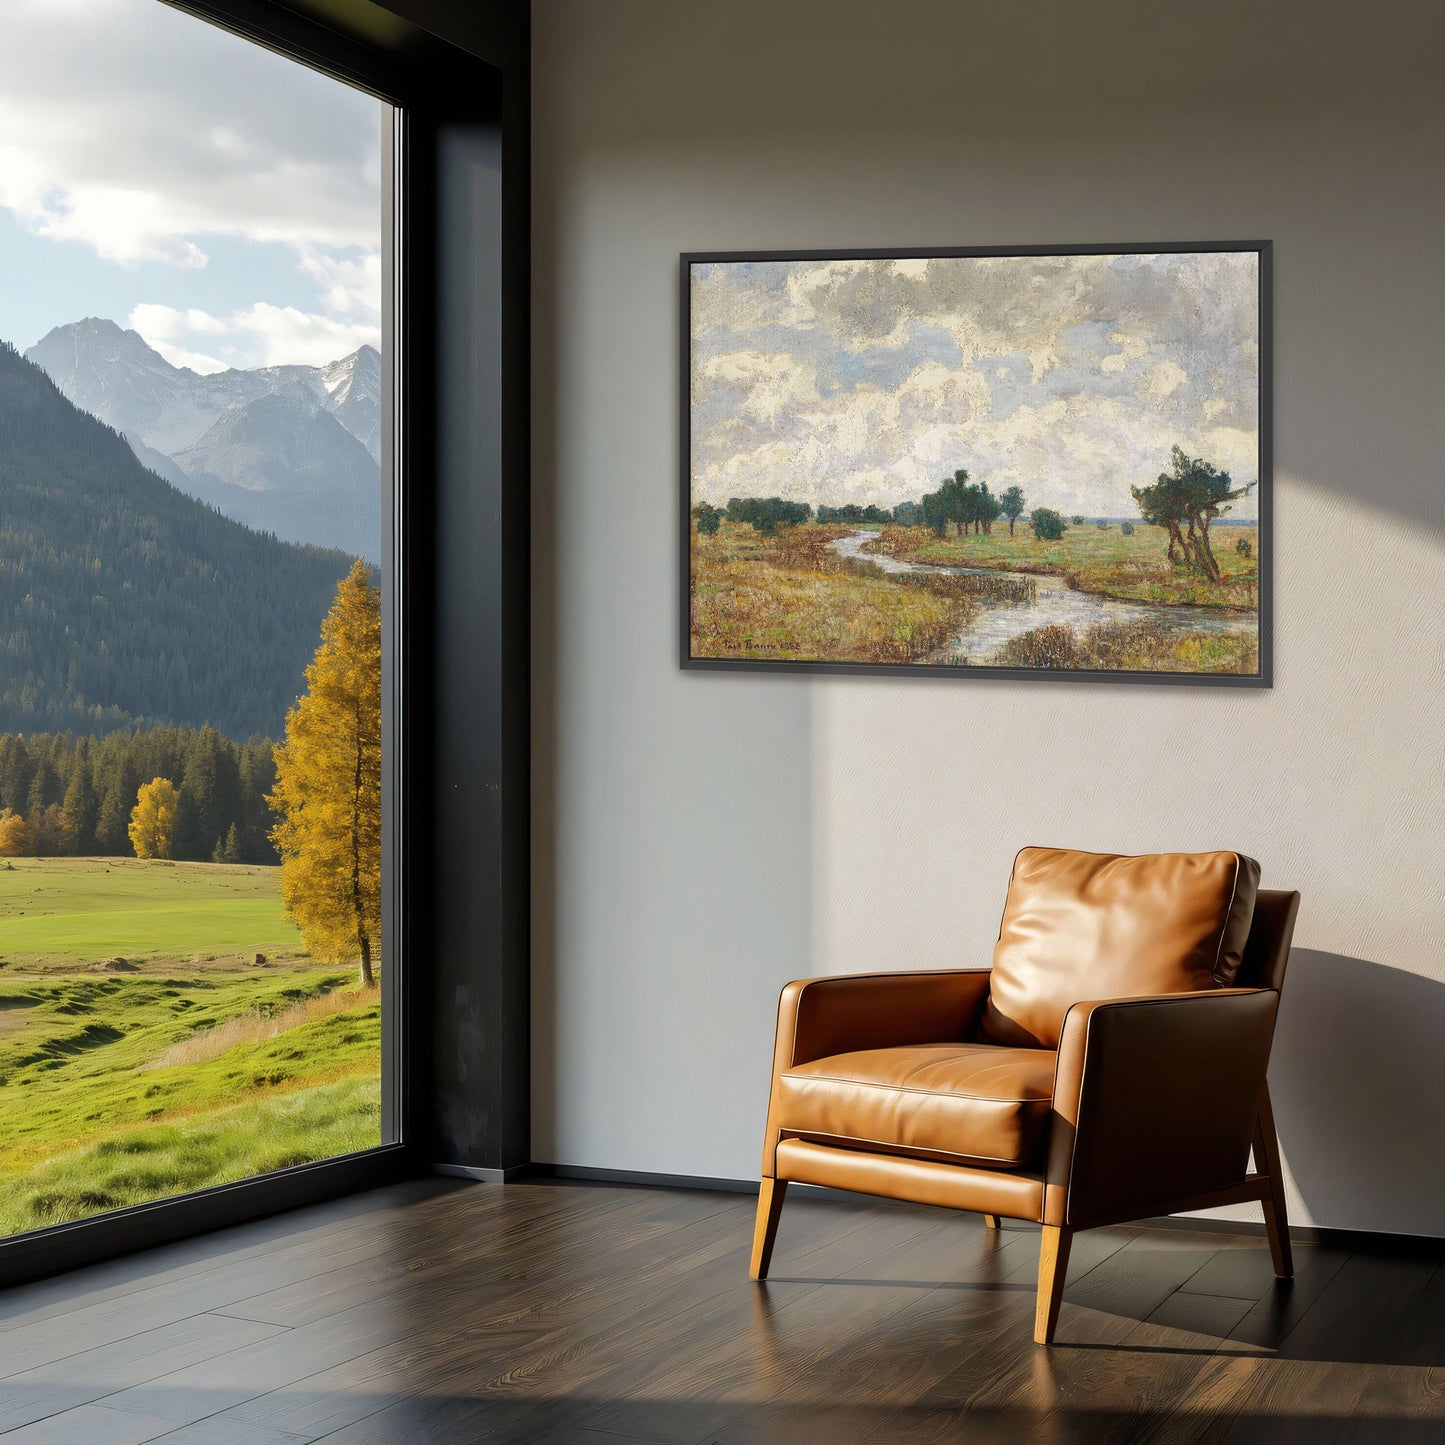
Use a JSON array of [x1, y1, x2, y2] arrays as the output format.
[[692, 502, 723, 536], [724, 497, 811, 534], [999, 486, 1026, 536], [1131, 445, 1255, 582], [938, 470, 973, 536], [920, 490, 950, 538], [1030, 508, 1067, 541]]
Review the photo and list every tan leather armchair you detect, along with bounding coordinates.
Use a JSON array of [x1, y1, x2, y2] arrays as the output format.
[[750, 847, 1300, 1345]]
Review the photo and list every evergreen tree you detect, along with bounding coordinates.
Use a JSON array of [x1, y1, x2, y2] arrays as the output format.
[[0, 342, 355, 737], [268, 561, 382, 987], [26, 759, 61, 819], [60, 761, 97, 854], [0, 725, 279, 861], [239, 739, 279, 863]]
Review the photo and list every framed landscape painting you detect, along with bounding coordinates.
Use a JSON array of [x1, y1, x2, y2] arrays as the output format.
[[681, 243, 1271, 685]]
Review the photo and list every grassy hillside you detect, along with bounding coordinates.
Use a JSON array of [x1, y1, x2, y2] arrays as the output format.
[[0, 858, 380, 1234]]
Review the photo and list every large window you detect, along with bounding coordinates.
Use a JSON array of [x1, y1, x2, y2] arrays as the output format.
[[0, 0, 395, 1236]]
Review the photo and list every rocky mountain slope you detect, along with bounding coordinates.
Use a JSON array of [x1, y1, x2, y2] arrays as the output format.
[[27, 319, 381, 559]]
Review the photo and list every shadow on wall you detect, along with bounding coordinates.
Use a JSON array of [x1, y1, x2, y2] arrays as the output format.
[[1272, 950, 1445, 1240]]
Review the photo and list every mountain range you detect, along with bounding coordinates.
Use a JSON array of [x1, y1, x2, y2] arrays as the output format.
[[26, 319, 381, 561], [0, 341, 355, 739]]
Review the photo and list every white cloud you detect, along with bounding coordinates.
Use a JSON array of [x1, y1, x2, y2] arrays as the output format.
[[0, 0, 381, 267], [1100, 331, 1148, 374], [297, 248, 382, 319], [696, 350, 820, 423], [129, 301, 380, 372], [1148, 360, 1189, 398], [0, 0, 386, 369], [693, 351, 1258, 517]]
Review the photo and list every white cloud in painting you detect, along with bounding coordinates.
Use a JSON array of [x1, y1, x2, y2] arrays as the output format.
[[690, 251, 1262, 519]]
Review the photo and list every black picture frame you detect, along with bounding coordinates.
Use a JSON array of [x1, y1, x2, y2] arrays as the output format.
[[680, 241, 1272, 688]]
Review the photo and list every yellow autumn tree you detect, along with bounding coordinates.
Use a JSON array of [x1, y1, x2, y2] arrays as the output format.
[[128, 778, 179, 859], [0, 807, 31, 857], [268, 560, 382, 987]]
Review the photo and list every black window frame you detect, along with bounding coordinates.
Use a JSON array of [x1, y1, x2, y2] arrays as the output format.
[[0, 0, 530, 1287]]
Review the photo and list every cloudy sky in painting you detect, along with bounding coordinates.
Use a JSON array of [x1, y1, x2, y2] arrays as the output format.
[[691, 252, 1260, 519], [0, 0, 383, 371]]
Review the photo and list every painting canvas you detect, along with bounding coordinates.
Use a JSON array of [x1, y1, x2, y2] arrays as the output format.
[[682, 244, 1270, 685]]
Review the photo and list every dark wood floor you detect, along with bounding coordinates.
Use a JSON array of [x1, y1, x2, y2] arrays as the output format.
[[0, 1178, 1441, 1444]]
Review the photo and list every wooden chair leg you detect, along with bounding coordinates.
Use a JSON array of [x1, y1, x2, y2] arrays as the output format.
[[1254, 1084, 1293, 1279], [750, 1177, 788, 1280], [982, 1214, 1001, 1230], [1034, 1225, 1072, 1345]]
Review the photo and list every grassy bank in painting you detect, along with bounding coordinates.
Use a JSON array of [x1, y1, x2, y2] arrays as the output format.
[[866, 522, 1259, 612], [990, 621, 1258, 675], [0, 858, 380, 1233], [690, 521, 1032, 663]]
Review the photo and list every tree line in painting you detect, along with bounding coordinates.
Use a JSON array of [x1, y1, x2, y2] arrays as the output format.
[[693, 446, 1254, 578]]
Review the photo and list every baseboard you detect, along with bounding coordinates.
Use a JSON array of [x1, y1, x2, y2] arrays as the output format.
[[1141, 1211, 1445, 1257], [512, 1162, 1445, 1255]]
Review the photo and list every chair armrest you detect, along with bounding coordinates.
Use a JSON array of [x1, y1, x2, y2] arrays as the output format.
[[773, 970, 993, 1073], [760, 970, 991, 1178], [1044, 988, 1279, 1227]]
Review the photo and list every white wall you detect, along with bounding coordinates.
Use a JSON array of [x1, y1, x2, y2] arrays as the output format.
[[531, 0, 1445, 1235]]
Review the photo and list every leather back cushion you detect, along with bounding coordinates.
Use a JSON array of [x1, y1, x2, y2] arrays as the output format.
[[976, 847, 1261, 1049]]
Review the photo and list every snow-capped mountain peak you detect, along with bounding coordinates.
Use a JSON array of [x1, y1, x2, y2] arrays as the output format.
[[24, 318, 382, 560]]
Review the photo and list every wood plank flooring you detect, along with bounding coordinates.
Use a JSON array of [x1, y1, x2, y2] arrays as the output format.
[[1, 1178, 1441, 1443]]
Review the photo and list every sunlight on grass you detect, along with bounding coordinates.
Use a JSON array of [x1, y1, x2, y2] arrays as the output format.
[[0, 1075, 381, 1234], [143, 983, 380, 1070], [0, 857, 307, 964], [0, 858, 382, 1235]]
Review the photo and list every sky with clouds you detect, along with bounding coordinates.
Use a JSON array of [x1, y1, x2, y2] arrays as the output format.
[[0, 0, 384, 372], [691, 251, 1261, 520]]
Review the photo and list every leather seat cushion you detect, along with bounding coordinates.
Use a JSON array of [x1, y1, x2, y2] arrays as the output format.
[[977, 847, 1261, 1050], [774, 1042, 1056, 1170]]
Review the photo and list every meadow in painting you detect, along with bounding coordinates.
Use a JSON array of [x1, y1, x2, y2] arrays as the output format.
[[685, 248, 1266, 680]]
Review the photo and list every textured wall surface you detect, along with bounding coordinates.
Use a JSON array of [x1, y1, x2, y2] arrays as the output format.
[[531, 0, 1445, 1234]]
